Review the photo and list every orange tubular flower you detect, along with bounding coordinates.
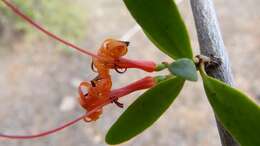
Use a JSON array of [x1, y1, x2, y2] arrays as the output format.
[[2, 76, 156, 140], [1, 0, 158, 73], [78, 76, 157, 122], [0, 76, 162, 140], [92, 39, 157, 73]]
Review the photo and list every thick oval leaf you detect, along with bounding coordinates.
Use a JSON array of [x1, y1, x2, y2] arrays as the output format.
[[123, 0, 193, 59], [202, 74, 260, 146], [168, 58, 198, 81], [106, 77, 185, 145]]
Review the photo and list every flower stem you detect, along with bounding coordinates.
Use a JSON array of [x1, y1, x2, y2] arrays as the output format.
[[1, 0, 99, 59], [0, 100, 112, 139], [0, 115, 85, 139]]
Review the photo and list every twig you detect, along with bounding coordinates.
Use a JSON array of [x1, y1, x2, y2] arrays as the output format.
[[190, 0, 240, 146]]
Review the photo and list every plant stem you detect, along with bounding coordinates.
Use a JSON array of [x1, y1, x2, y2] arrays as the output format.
[[190, 0, 240, 146]]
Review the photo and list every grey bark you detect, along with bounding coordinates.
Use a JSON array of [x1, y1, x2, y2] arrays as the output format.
[[190, 0, 240, 146]]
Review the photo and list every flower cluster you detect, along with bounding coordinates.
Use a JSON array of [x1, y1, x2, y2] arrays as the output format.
[[0, 0, 169, 139]]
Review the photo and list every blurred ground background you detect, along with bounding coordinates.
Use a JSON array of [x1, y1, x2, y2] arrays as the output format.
[[0, 0, 259, 146]]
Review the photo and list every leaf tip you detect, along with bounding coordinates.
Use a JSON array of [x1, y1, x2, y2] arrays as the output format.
[[105, 130, 125, 145]]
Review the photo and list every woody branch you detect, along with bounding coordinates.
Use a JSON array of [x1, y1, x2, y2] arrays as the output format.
[[190, 0, 239, 146]]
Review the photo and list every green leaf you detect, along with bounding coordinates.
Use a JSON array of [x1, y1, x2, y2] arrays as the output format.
[[123, 0, 193, 59], [201, 74, 260, 146], [106, 77, 185, 145], [168, 58, 198, 81]]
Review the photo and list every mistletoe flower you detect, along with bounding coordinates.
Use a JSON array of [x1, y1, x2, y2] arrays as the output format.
[[1, 0, 160, 73], [0, 76, 167, 139]]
